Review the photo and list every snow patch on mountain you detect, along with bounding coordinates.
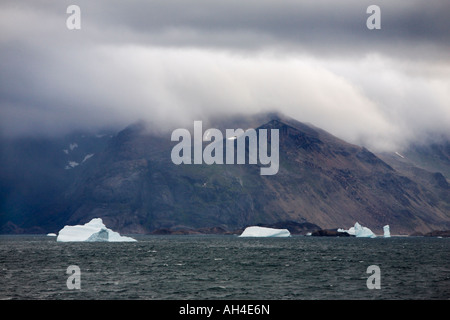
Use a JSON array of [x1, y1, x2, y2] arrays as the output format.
[[82, 153, 94, 163], [69, 143, 78, 151], [65, 161, 79, 169], [395, 151, 405, 159]]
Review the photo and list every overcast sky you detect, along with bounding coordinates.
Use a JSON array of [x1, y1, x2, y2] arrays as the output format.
[[1, 0, 449, 151]]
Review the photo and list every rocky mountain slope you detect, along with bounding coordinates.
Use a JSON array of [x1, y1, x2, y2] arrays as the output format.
[[1, 113, 449, 235]]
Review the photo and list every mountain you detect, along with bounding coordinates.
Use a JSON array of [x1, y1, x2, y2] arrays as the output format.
[[377, 142, 450, 180], [1, 113, 449, 235], [0, 131, 113, 233]]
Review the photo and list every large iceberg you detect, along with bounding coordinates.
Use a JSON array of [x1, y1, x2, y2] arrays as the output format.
[[338, 222, 376, 238], [383, 225, 391, 238], [239, 226, 291, 237], [353, 222, 376, 238], [56, 218, 136, 242]]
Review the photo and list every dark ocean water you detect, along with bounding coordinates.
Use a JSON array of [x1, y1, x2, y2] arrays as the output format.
[[0, 235, 449, 300]]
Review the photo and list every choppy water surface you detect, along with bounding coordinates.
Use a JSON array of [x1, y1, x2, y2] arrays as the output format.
[[1, 235, 449, 299]]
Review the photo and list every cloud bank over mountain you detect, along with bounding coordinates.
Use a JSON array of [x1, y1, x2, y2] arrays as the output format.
[[1, 0, 449, 151]]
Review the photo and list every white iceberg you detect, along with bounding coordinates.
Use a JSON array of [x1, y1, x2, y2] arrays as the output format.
[[383, 225, 391, 238], [353, 222, 376, 238], [47, 233, 57, 237], [338, 222, 376, 238], [56, 218, 136, 242], [239, 226, 291, 237]]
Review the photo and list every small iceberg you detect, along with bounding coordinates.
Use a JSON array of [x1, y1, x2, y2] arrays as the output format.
[[56, 218, 136, 242], [239, 226, 291, 237], [47, 233, 57, 237], [383, 225, 391, 238], [338, 222, 376, 238]]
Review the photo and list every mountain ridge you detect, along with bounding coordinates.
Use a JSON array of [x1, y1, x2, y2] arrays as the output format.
[[1, 112, 449, 235]]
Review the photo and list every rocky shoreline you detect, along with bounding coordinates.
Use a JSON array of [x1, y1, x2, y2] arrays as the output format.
[[151, 221, 320, 236], [150, 224, 450, 238], [310, 229, 354, 237], [410, 230, 450, 238]]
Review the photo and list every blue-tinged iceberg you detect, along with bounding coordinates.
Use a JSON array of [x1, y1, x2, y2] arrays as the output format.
[[239, 226, 291, 237], [353, 222, 376, 238], [56, 218, 136, 242], [383, 225, 391, 238], [338, 222, 376, 238]]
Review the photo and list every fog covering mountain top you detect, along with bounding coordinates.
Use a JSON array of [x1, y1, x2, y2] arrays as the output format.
[[1, 112, 448, 235], [1, 1, 449, 234], [1, 0, 450, 152]]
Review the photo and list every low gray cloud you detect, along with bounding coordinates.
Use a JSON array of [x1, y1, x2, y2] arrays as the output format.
[[0, 0, 449, 151]]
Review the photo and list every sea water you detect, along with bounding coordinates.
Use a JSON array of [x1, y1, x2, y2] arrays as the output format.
[[0, 235, 449, 300]]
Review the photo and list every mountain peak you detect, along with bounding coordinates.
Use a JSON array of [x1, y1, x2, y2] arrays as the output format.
[[1, 112, 449, 235]]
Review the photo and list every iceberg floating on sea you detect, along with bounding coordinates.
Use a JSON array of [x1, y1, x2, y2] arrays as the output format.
[[239, 226, 291, 237], [353, 222, 376, 238], [338, 222, 376, 238], [383, 225, 391, 238], [56, 218, 136, 242]]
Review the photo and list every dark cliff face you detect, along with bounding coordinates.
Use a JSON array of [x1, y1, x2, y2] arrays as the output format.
[[0, 132, 113, 233], [1, 113, 449, 234], [54, 113, 450, 235]]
